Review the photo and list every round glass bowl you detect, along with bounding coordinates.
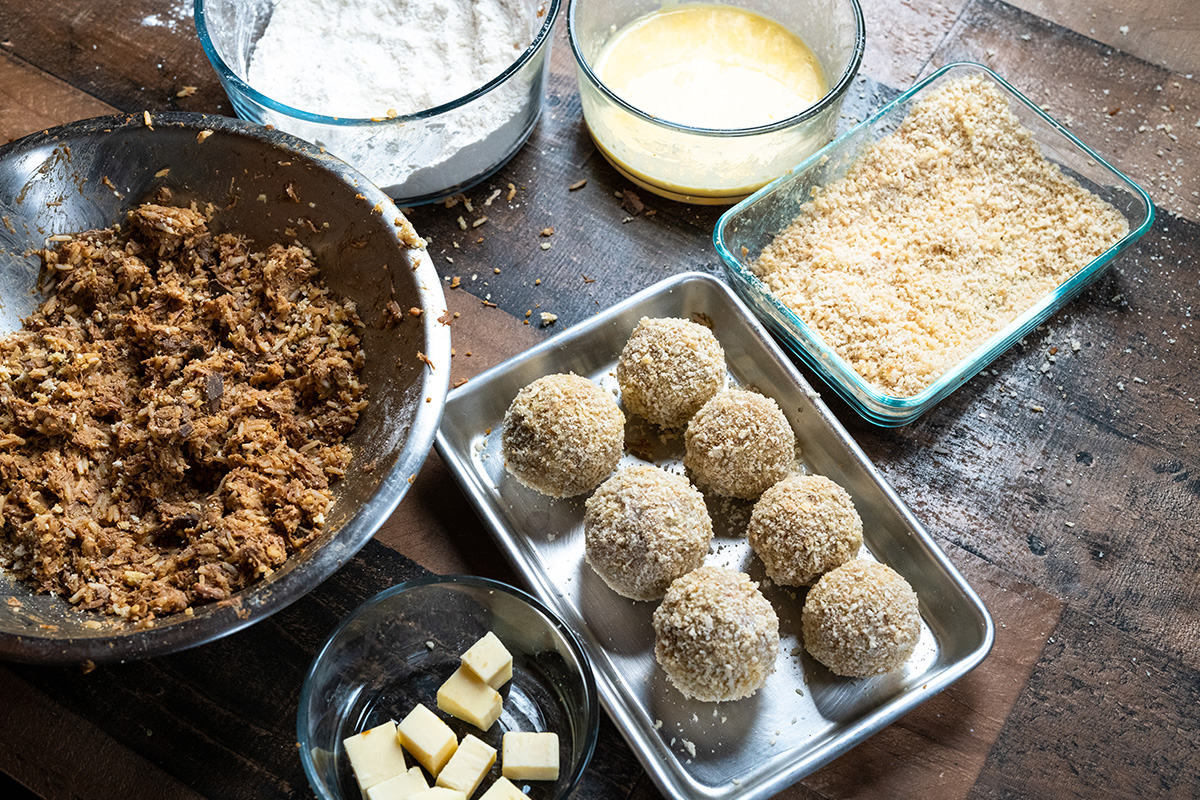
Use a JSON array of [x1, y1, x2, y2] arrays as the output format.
[[298, 575, 599, 800], [196, 0, 560, 204], [569, 0, 864, 205]]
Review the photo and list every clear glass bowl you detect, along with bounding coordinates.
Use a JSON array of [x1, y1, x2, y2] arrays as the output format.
[[297, 575, 599, 800], [714, 62, 1155, 426], [568, 0, 864, 205], [195, 0, 560, 204]]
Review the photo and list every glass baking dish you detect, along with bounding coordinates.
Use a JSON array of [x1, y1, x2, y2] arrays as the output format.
[[713, 62, 1154, 426]]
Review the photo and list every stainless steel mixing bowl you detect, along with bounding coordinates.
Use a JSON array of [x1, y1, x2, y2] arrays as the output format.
[[0, 112, 450, 664]]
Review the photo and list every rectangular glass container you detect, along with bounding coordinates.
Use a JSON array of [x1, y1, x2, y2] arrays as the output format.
[[714, 62, 1155, 426]]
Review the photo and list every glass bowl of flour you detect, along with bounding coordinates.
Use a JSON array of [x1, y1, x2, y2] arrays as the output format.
[[197, 0, 560, 204]]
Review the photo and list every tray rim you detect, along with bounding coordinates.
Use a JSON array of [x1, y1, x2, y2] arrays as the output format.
[[435, 271, 994, 800]]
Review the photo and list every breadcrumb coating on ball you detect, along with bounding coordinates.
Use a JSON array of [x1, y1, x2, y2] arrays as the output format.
[[802, 560, 921, 677], [749, 475, 863, 586], [653, 565, 780, 701], [616, 317, 726, 429], [683, 389, 796, 499], [584, 465, 712, 601], [502, 373, 624, 498]]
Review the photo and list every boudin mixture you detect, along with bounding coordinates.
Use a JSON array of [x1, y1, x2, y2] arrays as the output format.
[[0, 202, 367, 623]]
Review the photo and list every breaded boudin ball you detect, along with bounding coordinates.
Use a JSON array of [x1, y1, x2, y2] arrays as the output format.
[[802, 560, 921, 677], [616, 317, 726, 429], [502, 373, 624, 497], [683, 389, 795, 499], [653, 566, 779, 701], [584, 465, 713, 601], [748, 474, 863, 586]]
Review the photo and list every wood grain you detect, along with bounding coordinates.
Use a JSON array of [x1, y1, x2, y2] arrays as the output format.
[[1004, 0, 1200, 76], [969, 606, 1200, 798], [0, 667, 202, 800], [0, 49, 116, 143]]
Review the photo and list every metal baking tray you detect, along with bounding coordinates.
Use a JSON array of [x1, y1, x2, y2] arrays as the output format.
[[435, 272, 993, 800]]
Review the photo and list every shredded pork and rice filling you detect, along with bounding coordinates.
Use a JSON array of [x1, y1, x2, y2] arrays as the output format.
[[0, 202, 367, 622]]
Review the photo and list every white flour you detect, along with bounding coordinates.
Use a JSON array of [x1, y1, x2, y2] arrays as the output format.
[[244, 0, 545, 200]]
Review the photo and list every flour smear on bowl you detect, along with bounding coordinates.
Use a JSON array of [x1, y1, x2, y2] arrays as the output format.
[[246, 0, 543, 195]]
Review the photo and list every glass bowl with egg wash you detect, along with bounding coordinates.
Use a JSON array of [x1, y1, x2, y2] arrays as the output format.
[[196, 0, 560, 205], [568, 0, 864, 205], [714, 63, 1154, 426]]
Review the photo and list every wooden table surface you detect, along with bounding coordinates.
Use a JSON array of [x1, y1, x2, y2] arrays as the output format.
[[1, 1, 1198, 798]]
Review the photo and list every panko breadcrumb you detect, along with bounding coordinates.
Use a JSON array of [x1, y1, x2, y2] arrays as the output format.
[[584, 465, 712, 601], [802, 560, 920, 677], [653, 565, 779, 701], [684, 389, 795, 499], [616, 317, 725, 429], [0, 202, 367, 621], [502, 373, 624, 497], [748, 474, 862, 586], [753, 76, 1129, 397]]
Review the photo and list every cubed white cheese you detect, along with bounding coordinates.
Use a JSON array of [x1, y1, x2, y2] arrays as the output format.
[[479, 777, 526, 800], [460, 632, 513, 690], [501, 732, 559, 781], [408, 788, 467, 800], [366, 766, 429, 800], [436, 734, 496, 797], [437, 666, 503, 732], [343, 720, 408, 795], [398, 703, 458, 777]]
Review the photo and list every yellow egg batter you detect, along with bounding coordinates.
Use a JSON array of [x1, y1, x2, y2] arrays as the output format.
[[593, 4, 827, 130]]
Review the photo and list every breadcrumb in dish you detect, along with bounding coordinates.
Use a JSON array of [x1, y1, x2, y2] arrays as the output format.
[[753, 76, 1129, 397], [748, 475, 862, 586], [584, 464, 712, 601], [653, 565, 779, 702], [502, 373, 624, 497], [616, 317, 726, 429], [801, 560, 920, 677], [684, 389, 795, 499], [0, 203, 367, 621]]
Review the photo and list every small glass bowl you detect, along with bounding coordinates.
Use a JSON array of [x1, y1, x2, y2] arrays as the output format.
[[196, 0, 560, 204], [297, 575, 598, 800], [568, 0, 864, 205], [714, 62, 1155, 426]]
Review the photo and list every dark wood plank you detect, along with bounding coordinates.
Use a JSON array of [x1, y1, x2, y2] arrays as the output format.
[[0, 1, 227, 120], [0, 668, 201, 800], [1005, 0, 1200, 76], [0, 49, 116, 143], [968, 606, 1200, 798]]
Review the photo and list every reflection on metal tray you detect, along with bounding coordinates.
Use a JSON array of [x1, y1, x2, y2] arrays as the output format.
[[435, 272, 992, 800]]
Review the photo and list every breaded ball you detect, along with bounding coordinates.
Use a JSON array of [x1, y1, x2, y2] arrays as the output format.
[[584, 465, 713, 601], [801, 560, 921, 677], [683, 389, 795, 499], [748, 475, 863, 586], [652, 566, 779, 701], [616, 317, 726, 429], [502, 373, 624, 497]]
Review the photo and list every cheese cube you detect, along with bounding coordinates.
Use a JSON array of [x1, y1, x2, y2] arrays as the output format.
[[343, 721, 408, 795], [479, 777, 526, 800], [460, 632, 513, 690], [436, 734, 497, 797], [437, 666, 503, 732], [501, 732, 559, 781], [366, 767, 428, 800], [408, 789, 467, 800], [398, 703, 458, 777]]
